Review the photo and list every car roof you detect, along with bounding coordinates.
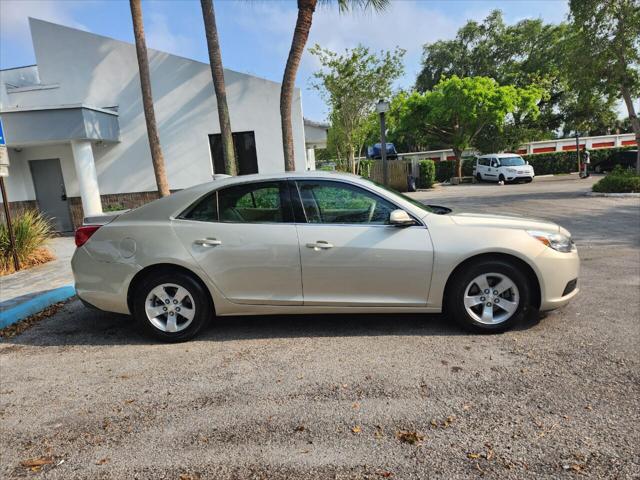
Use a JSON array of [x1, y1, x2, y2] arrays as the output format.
[[477, 153, 523, 158]]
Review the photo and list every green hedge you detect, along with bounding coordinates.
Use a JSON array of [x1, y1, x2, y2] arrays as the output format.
[[592, 167, 640, 193], [521, 147, 636, 176], [418, 159, 436, 188]]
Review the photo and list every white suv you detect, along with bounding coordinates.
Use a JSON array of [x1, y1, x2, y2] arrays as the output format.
[[474, 153, 535, 183]]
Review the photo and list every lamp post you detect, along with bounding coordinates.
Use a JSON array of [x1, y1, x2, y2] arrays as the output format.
[[575, 132, 581, 174], [376, 99, 390, 186]]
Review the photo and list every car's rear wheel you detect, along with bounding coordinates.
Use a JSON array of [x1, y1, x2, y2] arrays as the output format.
[[446, 259, 531, 333], [133, 271, 211, 342]]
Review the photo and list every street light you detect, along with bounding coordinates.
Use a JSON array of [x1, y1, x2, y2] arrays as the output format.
[[377, 99, 390, 186]]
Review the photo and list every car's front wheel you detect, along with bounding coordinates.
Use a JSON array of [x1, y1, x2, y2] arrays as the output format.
[[446, 259, 532, 333], [133, 271, 211, 342]]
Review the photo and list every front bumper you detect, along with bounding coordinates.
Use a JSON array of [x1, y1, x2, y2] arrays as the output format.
[[534, 246, 580, 311]]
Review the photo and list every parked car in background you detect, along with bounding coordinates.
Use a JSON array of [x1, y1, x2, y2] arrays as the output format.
[[474, 154, 535, 183], [72, 172, 579, 342], [367, 143, 399, 160], [593, 150, 638, 173]]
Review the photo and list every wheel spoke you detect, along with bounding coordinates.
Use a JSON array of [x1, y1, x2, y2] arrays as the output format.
[[474, 274, 490, 292], [481, 303, 494, 323], [464, 295, 484, 308], [146, 305, 166, 319], [172, 286, 190, 304], [179, 306, 195, 321], [493, 278, 515, 295], [496, 299, 518, 314], [165, 315, 178, 332], [151, 286, 170, 304]]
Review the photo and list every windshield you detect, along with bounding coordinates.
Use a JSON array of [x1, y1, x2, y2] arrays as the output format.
[[362, 178, 435, 214], [498, 156, 526, 167]]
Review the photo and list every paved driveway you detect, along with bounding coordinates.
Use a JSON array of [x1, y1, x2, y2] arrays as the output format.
[[1, 176, 639, 479]]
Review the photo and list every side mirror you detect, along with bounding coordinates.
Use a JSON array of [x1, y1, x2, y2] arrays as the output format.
[[389, 209, 415, 227]]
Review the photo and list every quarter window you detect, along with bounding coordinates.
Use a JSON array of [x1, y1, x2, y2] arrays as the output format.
[[296, 180, 396, 224], [181, 192, 217, 222]]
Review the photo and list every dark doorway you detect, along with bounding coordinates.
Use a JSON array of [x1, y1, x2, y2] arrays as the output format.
[[29, 158, 73, 232], [209, 131, 258, 176]]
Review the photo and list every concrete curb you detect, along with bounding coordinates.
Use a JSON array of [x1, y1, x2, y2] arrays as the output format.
[[0, 286, 76, 329], [586, 192, 640, 198]]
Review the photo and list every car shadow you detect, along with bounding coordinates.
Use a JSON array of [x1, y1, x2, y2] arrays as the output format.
[[4, 299, 543, 347]]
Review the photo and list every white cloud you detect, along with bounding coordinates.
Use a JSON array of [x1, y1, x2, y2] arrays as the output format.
[[145, 11, 197, 58]]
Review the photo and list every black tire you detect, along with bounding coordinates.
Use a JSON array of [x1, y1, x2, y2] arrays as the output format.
[[498, 174, 506, 183], [446, 259, 532, 334], [524, 178, 533, 183], [132, 270, 212, 342], [476, 172, 482, 182]]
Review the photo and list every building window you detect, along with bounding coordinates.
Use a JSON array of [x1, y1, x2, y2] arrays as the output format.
[[209, 131, 258, 176]]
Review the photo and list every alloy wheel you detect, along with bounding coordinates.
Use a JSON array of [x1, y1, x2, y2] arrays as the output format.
[[463, 272, 520, 325], [145, 283, 196, 333]]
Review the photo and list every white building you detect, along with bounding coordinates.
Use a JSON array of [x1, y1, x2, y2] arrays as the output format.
[[0, 18, 309, 231]]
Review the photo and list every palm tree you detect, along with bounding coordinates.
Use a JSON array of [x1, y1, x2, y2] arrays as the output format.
[[129, 0, 170, 197], [280, 0, 390, 171], [201, 0, 237, 176]]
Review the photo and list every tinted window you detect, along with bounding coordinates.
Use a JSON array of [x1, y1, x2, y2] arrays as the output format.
[[182, 192, 217, 222], [296, 180, 396, 224], [218, 182, 291, 223]]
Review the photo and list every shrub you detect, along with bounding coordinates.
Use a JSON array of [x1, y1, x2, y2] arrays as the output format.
[[418, 159, 436, 188], [0, 210, 55, 274], [592, 167, 640, 193], [434, 158, 475, 182]]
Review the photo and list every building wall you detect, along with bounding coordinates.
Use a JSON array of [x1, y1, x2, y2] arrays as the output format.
[[1, 19, 307, 203]]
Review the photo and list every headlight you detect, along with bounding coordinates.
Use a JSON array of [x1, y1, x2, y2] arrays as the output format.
[[527, 230, 575, 253]]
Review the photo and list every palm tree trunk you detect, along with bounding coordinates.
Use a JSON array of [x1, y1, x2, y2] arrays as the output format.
[[281, 0, 317, 171], [620, 84, 640, 174], [201, 0, 237, 176], [129, 0, 170, 197]]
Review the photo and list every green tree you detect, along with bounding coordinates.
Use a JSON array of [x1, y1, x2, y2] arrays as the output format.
[[310, 44, 405, 173], [415, 10, 618, 140], [398, 76, 541, 178], [280, 0, 390, 172], [569, 0, 640, 172]]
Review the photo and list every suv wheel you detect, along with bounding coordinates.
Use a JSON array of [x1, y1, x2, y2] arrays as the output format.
[[446, 260, 532, 333]]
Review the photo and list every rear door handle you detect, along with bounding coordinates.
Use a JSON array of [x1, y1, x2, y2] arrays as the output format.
[[306, 240, 333, 250], [194, 238, 222, 247]]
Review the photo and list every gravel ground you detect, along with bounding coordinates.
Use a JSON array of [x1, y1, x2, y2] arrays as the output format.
[[1, 176, 639, 479]]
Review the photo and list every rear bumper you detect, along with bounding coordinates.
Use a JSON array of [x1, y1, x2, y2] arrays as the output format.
[[71, 246, 138, 315]]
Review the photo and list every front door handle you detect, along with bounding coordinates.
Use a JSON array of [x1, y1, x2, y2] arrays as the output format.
[[194, 238, 222, 247], [306, 240, 334, 251]]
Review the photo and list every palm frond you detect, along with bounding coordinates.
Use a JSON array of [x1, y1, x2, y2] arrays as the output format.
[[319, 0, 391, 13]]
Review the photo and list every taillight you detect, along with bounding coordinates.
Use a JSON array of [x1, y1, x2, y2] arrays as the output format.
[[75, 225, 101, 247]]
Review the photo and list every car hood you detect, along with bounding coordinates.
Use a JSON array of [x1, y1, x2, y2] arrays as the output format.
[[449, 212, 561, 233]]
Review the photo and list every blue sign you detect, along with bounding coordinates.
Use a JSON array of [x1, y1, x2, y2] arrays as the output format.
[[0, 118, 5, 146]]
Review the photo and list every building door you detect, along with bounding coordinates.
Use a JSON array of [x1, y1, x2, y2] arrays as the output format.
[[29, 159, 73, 232]]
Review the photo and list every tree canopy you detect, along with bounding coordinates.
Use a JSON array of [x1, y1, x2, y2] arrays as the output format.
[[310, 44, 405, 172], [395, 76, 541, 176]]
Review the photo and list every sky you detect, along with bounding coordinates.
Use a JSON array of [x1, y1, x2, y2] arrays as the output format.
[[0, 0, 570, 121]]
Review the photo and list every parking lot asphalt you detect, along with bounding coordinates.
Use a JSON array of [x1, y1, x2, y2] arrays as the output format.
[[1, 175, 639, 479]]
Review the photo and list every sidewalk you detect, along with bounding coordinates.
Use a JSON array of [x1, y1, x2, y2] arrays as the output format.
[[0, 236, 76, 327]]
